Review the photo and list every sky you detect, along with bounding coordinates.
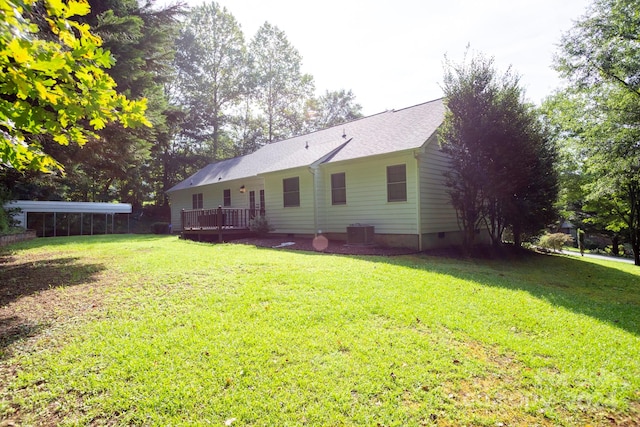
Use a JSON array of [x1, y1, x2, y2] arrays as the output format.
[[164, 0, 592, 115]]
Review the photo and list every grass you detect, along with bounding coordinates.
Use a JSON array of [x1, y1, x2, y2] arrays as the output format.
[[0, 235, 639, 426]]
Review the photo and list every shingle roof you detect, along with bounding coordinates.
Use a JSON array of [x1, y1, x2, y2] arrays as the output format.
[[167, 98, 444, 193]]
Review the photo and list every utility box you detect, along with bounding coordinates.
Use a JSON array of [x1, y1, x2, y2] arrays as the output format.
[[347, 224, 375, 245]]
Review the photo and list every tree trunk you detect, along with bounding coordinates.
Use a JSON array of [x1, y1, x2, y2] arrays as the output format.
[[463, 209, 477, 250], [513, 223, 522, 248], [611, 235, 620, 256], [629, 183, 640, 266]]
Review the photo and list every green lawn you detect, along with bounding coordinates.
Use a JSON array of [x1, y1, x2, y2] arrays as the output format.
[[1, 235, 638, 426]]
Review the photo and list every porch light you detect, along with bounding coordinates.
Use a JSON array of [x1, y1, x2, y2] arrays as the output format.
[[239, 185, 246, 193]]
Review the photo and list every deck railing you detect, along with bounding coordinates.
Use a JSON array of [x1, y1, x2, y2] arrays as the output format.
[[181, 207, 263, 231]]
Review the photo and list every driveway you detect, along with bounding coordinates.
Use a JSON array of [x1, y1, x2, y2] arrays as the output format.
[[561, 250, 634, 264]]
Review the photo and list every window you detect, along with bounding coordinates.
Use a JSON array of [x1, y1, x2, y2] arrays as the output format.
[[331, 172, 346, 205], [249, 191, 256, 211], [283, 177, 300, 207], [223, 189, 231, 206], [387, 164, 407, 202], [192, 193, 203, 209]]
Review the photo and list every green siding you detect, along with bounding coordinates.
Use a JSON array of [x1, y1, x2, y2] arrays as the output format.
[[168, 177, 263, 231], [167, 138, 459, 243], [262, 168, 316, 234], [317, 153, 419, 235], [418, 136, 460, 234]]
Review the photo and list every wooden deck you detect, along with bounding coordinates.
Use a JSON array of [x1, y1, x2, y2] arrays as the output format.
[[180, 207, 263, 242]]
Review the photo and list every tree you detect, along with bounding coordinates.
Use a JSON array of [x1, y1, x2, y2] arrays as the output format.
[[0, 0, 150, 173], [439, 51, 557, 249], [542, 91, 627, 256], [173, 1, 246, 160], [554, 0, 640, 264], [249, 22, 314, 143], [71, 0, 182, 207], [556, 0, 640, 98], [304, 89, 363, 132], [227, 96, 265, 156], [1, 0, 183, 210]]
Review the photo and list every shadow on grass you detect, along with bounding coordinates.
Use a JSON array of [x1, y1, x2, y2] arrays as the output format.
[[375, 249, 640, 337], [0, 256, 105, 358], [0, 316, 47, 358], [1, 233, 170, 251], [268, 244, 640, 337], [0, 256, 105, 307]]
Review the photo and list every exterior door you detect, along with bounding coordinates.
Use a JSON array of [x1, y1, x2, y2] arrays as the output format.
[[259, 190, 265, 215], [249, 191, 256, 218]]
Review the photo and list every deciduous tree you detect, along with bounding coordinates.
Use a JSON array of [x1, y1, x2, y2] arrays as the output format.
[[249, 22, 314, 143], [553, 0, 640, 264], [440, 51, 557, 249], [304, 89, 363, 132], [173, 1, 246, 160], [0, 0, 150, 173]]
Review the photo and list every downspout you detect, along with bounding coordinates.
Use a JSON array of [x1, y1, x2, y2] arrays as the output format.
[[307, 138, 352, 238], [308, 165, 319, 237], [414, 149, 423, 251]]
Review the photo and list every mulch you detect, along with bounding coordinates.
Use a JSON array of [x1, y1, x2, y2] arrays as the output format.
[[230, 237, 419, 256], [229, 237, 548, 260]]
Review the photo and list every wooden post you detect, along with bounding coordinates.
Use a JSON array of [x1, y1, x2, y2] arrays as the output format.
[[217, 205, 223, 243]]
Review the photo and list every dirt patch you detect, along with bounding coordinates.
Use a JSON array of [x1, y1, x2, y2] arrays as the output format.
[[230, 236, 419, 256], [0, 250, 115, 423], [0, 250, 110, 358]]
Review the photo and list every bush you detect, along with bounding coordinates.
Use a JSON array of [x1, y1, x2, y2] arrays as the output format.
[[249, 215, 274, 237], [0, 208, 9, 234], [0, 185, 21, 235], [0, 206, 22, 235], [538, 233, 574, 252], [151, 222, 171, 234], [584, 240, 600, 251]]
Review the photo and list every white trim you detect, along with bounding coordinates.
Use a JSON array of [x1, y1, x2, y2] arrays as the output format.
[[4, 200, 132, 228]]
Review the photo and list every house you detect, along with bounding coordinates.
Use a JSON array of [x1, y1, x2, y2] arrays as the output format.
[[558, 219, 577, 242], [166, 98, 463, 250]]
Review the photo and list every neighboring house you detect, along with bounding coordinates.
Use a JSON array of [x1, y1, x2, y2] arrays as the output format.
[[558, 219, 577, 242], [167, 98, 463, 250]]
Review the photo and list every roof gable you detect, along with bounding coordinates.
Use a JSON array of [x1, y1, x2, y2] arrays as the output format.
[[167, 98, 444, 193], [325, 98, 445, 163]]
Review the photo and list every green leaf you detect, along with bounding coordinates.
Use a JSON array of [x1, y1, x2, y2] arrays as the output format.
[[53, 133, 69, 145], [90, 116, 105, 130], [66, 0, 90, 18]]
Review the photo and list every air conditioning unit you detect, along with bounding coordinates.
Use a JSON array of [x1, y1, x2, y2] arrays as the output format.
[[347, 224, 375, 245]]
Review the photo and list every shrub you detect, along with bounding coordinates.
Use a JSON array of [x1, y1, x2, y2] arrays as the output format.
[[585, 240, 600, 251], [538, 233, 574, 252], [0, 184, 21, 235], [0, 208, 9, 234], [151, 222, 171, 234], [249, 215, 274, 237], [0, 205, 21, 235]]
